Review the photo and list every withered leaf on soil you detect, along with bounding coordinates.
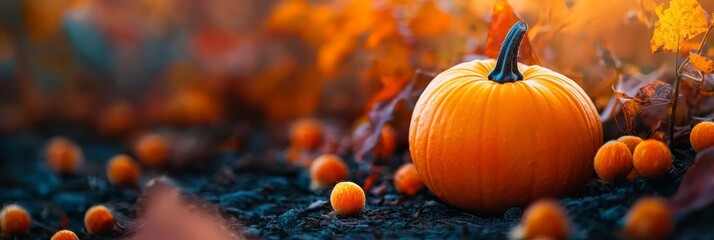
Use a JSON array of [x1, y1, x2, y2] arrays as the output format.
[[649, 0, 710, 53], [484, 0, 539, 65], [132, 185, 241, 240], [671, 148, 714, 215]]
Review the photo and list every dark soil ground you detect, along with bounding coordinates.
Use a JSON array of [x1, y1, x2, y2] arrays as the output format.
[[1, 130, 713, 240]]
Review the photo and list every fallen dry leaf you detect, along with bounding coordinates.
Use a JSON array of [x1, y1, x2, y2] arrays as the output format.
[[689, 53, 714, 74], [484, 0, 539, 65], [408, 1, 451, 38], [671, 148, 714, 215], [649, 0, 710, 53]]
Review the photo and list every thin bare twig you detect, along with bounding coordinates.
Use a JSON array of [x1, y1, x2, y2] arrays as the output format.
[[669, 25, 713, 148]]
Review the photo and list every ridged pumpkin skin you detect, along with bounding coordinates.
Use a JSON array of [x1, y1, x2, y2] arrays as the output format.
[[408, 22, 602, 213]]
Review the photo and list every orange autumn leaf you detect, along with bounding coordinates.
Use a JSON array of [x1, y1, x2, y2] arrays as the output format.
[[485, 0, 539, 65], [622, 100, 643, 132], [340, 0, 375, 36], [408, 1, 451, 38], [690, 53, 714, 74], [365, 75, 410, 113], [364, 7, 399, 50], [649, 0, 710, 53], [265, 0, 310, 33], [300, 5, 337, 46], [317, 33, 357, 77]]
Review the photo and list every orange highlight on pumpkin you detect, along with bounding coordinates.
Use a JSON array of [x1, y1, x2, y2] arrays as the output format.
[[623, 197, 673, 240], [289, 118, 324, 151], [394, 163, 424, 196], [330, 182, 365, 217], [45, 137, 83, 174], [0, 204, 31, 236], [594, 141, 633, 182], [512, 199, 571, 240], [84, 205, 114, 234], [309, 154, 348, 190], [134, 134, 169, 168], [107, 154, 142, 188], [50, 229, 79, 240], [632, 140, 672, 179], [690, 121, 714, 152]]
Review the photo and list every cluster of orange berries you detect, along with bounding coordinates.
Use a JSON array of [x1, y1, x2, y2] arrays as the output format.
[[291, 118, 424, 217], [513, 197, 673, 239], [28, 134, 172, 238], [593, 121, 714, 183], [594, 136, 671, 182], [0, 204, 116, 239], [44, 133, 173, 188]]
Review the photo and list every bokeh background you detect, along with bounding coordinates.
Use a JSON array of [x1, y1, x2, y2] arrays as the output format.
[[0, 0, 713, 161]]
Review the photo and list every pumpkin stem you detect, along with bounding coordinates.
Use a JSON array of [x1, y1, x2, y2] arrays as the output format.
[[488, 21, 528, 83]]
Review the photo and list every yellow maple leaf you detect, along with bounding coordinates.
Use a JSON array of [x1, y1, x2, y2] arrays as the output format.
[[690, 53, 714, 74], [650, 0, 710, 53]]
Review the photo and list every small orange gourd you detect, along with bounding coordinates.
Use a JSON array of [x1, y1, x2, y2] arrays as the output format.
[[330, 182, 365, 217], [690, 121, 714, 152], [45, 137, 84, 174], [290, 119, 324, 151], [622, 197, 672, 240], [309, 154, 348, 190], [408, 22, 602, 213], [512, 199, 571, 240], [618, 136, 643, 181], [594, 141, 633, 182], [97, 101, 138, 137], [0, 204, 30, 236], [617, 136, 643, 153], [394, 163, 424, 196], [84, 205, 114, 234], [134, 134, 169, 168], [50, 230, 79, 240], [377, 124, 397, 158], [632, 140, 671, 179], [107, 154, 142, 188]]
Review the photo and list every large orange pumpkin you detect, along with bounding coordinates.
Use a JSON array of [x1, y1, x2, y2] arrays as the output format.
[[408, 22, 602, 213]]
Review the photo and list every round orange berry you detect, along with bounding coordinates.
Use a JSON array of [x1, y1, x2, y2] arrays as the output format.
[[45, 137, 83, 174], [514, 199, 571, 240], [330, 182, 366, 217], [289, 119, 324, 151], [134, 134, 169, 168], [623, 197, 672, 240], [594, 141, 633, 182], [690, 121, 714, 152], [84, 205, 114, 234], [50, 229, 79, 240], [617, 136, 643, 153], [98, 101, 138, 137], [378, 124, 397, 158], [0, 204, 31, 236], [632, 140, 672, 179], [394, 163, 424, 196], [107, 154, 142, 188], [309, 154, 348, 190]]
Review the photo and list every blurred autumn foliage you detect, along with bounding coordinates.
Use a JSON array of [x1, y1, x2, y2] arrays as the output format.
[[1, 0, 714, 153]]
